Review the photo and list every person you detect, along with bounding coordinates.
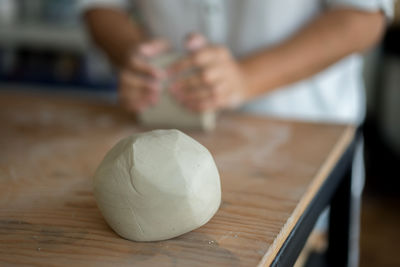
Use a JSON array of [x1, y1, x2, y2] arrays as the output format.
[[80, 1, 393, 266]]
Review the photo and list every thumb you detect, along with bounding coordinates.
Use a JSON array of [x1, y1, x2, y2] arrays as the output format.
[[185, 33, 208, 51], [138, 39, 170, 58]]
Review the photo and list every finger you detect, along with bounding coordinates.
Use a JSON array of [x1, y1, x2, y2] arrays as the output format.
[[191, 46, 230, 67], [137, 39, 170, 57], [185, 97, 217, 112], [126, 39, 170, 78], [128, 56, 165, 79], [191, 65, 223, 86], [119, 89, 156, 113], [173, 73, 203, 93], [171, 46, 228, 74], [118, 72, 161, 109], [185, 33, 208, 51], [118, 78, 144, 109], [119, 70, 161, 92], [172, 86, 213, 108], [170, 64, 223, 99], [168, 34, 209, 74], [173, 86, 210, 103], [119, 91, 145, 112], [189, 81, 231, 110], [199, 65, 224, 86], [186, 82, 226, 101]]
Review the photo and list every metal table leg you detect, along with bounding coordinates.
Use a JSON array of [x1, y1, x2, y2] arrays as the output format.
[[271, 132, 358, 267], [327, 166, 352, 267]]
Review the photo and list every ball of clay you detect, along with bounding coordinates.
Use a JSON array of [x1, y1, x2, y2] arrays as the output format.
[[93, 129, 221, 241]]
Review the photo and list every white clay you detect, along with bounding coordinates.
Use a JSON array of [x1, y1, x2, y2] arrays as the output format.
[[139, 53, 216, 131], [93, 129, 221, 241]]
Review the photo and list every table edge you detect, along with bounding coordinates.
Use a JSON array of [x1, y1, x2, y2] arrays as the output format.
[[258, 125, 356, 267]]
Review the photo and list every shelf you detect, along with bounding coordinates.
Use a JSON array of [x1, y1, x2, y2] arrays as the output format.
[[0, 23, 90, 52]]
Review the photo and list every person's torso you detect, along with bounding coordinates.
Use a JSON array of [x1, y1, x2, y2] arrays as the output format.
[[136, 0, 322, 56], [134, 0, 365, 124]]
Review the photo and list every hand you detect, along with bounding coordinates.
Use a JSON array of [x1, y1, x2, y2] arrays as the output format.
[[168, 34, 247, 112], [118, 39, 169, 113]]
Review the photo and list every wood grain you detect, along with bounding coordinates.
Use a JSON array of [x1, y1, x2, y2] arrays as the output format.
[[0, 91, 355, 266]]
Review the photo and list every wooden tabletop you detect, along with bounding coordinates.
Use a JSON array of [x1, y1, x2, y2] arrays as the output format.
[[0, 91, 355, 267]]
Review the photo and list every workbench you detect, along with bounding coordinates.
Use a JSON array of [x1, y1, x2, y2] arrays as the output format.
[[0, 91, 357, 266]]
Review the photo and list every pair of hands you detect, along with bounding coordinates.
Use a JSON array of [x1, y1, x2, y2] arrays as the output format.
[[118, 34, 248, 113]]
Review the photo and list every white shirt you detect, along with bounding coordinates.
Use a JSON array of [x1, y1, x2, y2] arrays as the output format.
[[80, 0, 393, 124]]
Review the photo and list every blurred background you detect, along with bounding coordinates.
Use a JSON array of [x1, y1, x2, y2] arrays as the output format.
[[0, 1, 399, 266], [0, 0, 116, 92]]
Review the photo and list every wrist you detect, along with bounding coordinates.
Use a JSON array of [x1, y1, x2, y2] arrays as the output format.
[[237, 60, 258, 103]]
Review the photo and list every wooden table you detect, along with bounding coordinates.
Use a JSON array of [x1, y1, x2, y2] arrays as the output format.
[[0, 91, 356, 266]]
